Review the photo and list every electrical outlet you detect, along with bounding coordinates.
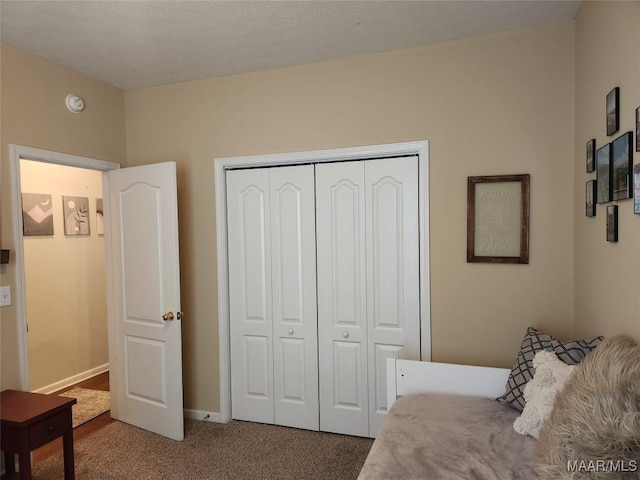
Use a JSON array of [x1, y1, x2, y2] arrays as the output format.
[[0, 286, 11, 307]]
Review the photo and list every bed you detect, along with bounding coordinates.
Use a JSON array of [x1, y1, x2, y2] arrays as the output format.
[[358, 359, 536, 480]]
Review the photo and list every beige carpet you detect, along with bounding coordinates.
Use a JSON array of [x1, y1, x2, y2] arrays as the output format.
[[59, 387, 110, 427], [32, 419, 373, 480]]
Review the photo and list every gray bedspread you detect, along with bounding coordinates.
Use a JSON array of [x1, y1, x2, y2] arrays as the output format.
[[358, 393, 535, 480]]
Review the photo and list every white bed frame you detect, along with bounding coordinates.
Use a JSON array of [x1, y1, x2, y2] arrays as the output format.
[[386, 358, 510, 410]]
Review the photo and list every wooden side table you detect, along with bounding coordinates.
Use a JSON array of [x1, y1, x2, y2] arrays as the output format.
[[1, 389, 77, 479]]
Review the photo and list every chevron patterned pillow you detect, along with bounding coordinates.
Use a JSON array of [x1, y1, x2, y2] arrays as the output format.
[[497, 327, 603, 412]]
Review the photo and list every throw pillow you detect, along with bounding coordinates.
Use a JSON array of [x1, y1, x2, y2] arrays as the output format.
[[536, 335, 640, 479], [496, 327, 603, 412], [512, 350, 575, 439]]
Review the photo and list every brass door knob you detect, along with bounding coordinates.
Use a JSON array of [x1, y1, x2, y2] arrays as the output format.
[[162, 311, 174, 321]]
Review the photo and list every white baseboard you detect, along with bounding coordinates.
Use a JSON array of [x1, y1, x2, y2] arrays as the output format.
[[184, 408, 225, 423], [33, 363, 110, 394]]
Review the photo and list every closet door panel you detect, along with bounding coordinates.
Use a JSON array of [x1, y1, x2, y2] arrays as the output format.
[[270, 165, 319, 430], [366, 156, 420, 436], [227, 168, 274, 424], [316, 161, 369, 437]]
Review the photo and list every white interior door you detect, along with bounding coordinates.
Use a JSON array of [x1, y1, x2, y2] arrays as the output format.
[[227, 168, 274, 424], [366, 156, 420, 436], [316, 161, 369, 437], [105, 161, 184, 441], [269, 165, 319, 430], [227, 166, 319, 430]]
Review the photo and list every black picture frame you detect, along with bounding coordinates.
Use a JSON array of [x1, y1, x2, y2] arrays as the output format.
[[634, 163, 640, 215], [612, 131, 633, 201], [596, 143, 611, 204], [585, 180, 596, 217], [586, 139, 596, 173], [606, 87, 619, 136], [636, 106, 640, 152], [606, 205, 618, 242]]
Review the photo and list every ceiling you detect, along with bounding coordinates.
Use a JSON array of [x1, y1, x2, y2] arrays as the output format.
[[0, 0, 582, 91]]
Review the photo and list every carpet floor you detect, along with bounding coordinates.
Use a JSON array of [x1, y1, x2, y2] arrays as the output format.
[[59, 387, 110, 427], [32, 419, 373, 480]]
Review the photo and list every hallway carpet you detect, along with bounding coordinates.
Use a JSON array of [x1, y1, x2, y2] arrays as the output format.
[[59, 387, 110, 427], [32, 418, 373, 479]]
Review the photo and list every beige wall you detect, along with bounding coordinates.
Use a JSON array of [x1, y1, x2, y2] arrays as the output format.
[[20, 160, 108, 390], [0, 44, 126, 390], [573, 1, 640, 340], [125, 22, 576, 413]]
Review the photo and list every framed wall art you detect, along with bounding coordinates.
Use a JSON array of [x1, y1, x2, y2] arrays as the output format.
[[467, 174, 530, 264], [596, 143, 611, 204], [636, 106, 640, 152], [634, 163, 640, 215], [585, 180, 596, 217], [22, 193, 54, 236], [63, 195, 90, 235], [611, 131, 633, 201], [606, 205, 618, 242], [606, 87, 619, 136], [586, 138, 596, 173]]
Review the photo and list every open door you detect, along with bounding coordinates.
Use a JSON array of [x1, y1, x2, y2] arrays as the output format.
[[104, 162, 184, 441]]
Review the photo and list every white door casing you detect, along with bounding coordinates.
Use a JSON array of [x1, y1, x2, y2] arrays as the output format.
[[227, 166, 319, 430], [105, 162, 184, 441]]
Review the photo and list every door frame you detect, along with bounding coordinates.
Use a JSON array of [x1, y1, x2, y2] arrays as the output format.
[[9, 144, 120, 392], [214, 140, 431, 423]]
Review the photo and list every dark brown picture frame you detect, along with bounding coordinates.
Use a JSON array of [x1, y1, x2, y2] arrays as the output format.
[[467, 174, 530, 264], [606, 205, 618, 242], [586, 139, 596, 173], [596, 143, 611, 204], [606, 87, 619, 136], [611, 131, 633, 201], [586, 180, 596, 217]]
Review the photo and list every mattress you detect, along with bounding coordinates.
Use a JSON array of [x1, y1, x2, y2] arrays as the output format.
[[358, 393, 535, 480]]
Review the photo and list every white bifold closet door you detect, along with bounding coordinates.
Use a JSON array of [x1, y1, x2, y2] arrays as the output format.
[[316, 156, 420, 437], [227, 165, 319, 431]]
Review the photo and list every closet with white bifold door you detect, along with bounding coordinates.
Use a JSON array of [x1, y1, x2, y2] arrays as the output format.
[[226, 156, 420, 438]]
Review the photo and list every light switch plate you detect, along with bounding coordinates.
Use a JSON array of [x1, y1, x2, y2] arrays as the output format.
[[0, 286, 11, 307]]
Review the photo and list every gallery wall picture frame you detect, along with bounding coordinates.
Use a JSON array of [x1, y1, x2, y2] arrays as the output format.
[[21, 193, 54, 236], [96, 198, 104, 235], [596, 143, 612, 204], [467, 174, 530, 264], [636, 106, 640, 152], [611, 131, 633, 201], [62, 195, 90, 235], [586, 139, 596, 173], [606, 87, 619, 136], [606, 205, 618, 242], [585, 180, 596, 217], [634, 163, 640, 215]]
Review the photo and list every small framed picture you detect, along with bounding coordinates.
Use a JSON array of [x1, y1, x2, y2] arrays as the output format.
[[606, 87, 619, 136], [634, 163, 640, 214], [606, 205, 618, 242], [612, 132, 633, 201], [585, 180, 596, 217], [586, 139, 596, 173], [636, 106, 640, 152], [63, 195, 90, 235], [596, 143, 611, 204]]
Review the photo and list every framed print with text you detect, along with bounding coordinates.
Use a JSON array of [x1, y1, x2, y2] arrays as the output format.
[[467, 174, 530, 264]]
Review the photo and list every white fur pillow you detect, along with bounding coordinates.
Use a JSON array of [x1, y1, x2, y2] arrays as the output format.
[[513, 350, 575, 438]]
